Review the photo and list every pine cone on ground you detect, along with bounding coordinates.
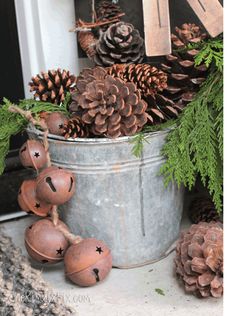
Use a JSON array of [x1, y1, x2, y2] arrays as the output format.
[[93, 22, 145, 66], [189, 197, 222, 224], [158, 23, 209, 111], [96, 0, 124, 23], [63, 116, 89, 139], [107, 63, 179, 121], [69, 67, 149, 138], [29, 69, 76, 105], [175, 221, 223, 298]]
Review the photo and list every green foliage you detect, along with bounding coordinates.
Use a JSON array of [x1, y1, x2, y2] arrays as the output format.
[[160, 70, 223, 212], [193, 37, 223, 71], [159, 35, 223, 213], [130, 133, 149, 158], [0, 97, 69, 175], [175, 36, 223, 71], [155, 288, 165, 296], [130, 120, 176, 158]]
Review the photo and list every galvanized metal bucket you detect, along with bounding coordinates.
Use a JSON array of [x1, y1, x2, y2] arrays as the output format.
[[28, 127, 184, 268]]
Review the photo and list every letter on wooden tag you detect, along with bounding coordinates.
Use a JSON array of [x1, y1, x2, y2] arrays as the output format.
[[142, 0, 171, 56], [186, 0, 223, 37]]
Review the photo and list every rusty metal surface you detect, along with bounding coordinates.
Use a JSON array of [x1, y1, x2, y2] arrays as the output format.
[[64, 238, 112, 287], [28, 127, 184, 268], [25, 218, 70, 264]]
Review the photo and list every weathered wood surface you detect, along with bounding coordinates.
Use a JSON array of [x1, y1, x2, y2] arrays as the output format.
[[186, 0, 223, 37], [142, 0, 171, 56]]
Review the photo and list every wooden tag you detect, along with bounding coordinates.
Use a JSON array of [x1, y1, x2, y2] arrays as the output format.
[[186, 0, 223, 37], [142, 0, 171, 56]]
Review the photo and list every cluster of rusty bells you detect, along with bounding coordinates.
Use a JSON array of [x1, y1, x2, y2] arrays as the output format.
[[18, 138, 112, 287]]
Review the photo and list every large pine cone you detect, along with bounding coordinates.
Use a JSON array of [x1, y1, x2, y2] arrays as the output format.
[[29, 69, 76, 105], [69, 67, 149, 138], [158, 23, 209, 110], [175, 222, 223, 298], [63, 116, 89, 139], [189, 197, 222, 224], [93, 22, 145, 66], [107, 63, 179, 122]]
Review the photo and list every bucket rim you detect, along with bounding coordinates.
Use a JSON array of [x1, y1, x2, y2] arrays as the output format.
[[27, 124, 171, 145]]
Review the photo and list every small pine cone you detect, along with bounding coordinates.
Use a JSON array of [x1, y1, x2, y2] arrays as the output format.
[[158, 23, 209, 111], [78, 31, 97, 59], [175, 221, 223, 298], [189, 197, 222, 224], [107, 63, 180, 122], [93, 22, 145, 66], [70, 67, 149, 138], [29, 69, 76, 105], [96, 0, 124, 22], [63, 116, 89, 139]]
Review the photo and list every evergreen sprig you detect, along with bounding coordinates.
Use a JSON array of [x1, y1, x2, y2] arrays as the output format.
[[130, 133, 149, 158], [160, 36, 223, 212], [0, 97, 69, 175], [193, 37, 223, 71], [130, 120, 175, 158]]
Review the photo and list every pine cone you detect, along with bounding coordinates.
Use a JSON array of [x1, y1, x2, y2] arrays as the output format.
[[175, 222, 223, 298], [189, 197, 222, 224], [93, 22, 145, 66], [96, 0, 124, 22], [158, 23, 209, 110], [107, 63, 177, 121], [78, 31, 97, 59], [63, 116, 89, 139], [29, 69, 76, 105], [69, 67, 149, 138], [107, 64, 168, 97]]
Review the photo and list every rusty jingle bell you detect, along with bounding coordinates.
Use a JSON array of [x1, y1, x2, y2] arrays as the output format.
[[36, 166, 75, 205], [25, 218, 70, 264], [19, 139, 47, 170], [45, 112, 69, 136], [18, 179, 52, 216], [64, 238, 112, 287]]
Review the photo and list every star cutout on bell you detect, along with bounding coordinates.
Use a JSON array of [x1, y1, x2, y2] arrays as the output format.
[[96, 246, 103, 254], [34, 152, 40, 158], [35, 203, 40, 209], [56, 247, 64, 255]]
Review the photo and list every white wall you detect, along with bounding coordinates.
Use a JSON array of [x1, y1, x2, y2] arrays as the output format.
[[15, 0, 80, 98]]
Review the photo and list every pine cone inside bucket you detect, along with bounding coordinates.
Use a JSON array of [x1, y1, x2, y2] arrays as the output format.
[[63, 116, 89, 139], [189, 197, 222, 224], [107, 63, 178, 121], [175, 221, 223, 298], [107, 64, 168, 97], [69, 67, 149, 138], [158, 23, 209, 110], [29, 69, 76, 105], [93, 22, 145, 66]]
